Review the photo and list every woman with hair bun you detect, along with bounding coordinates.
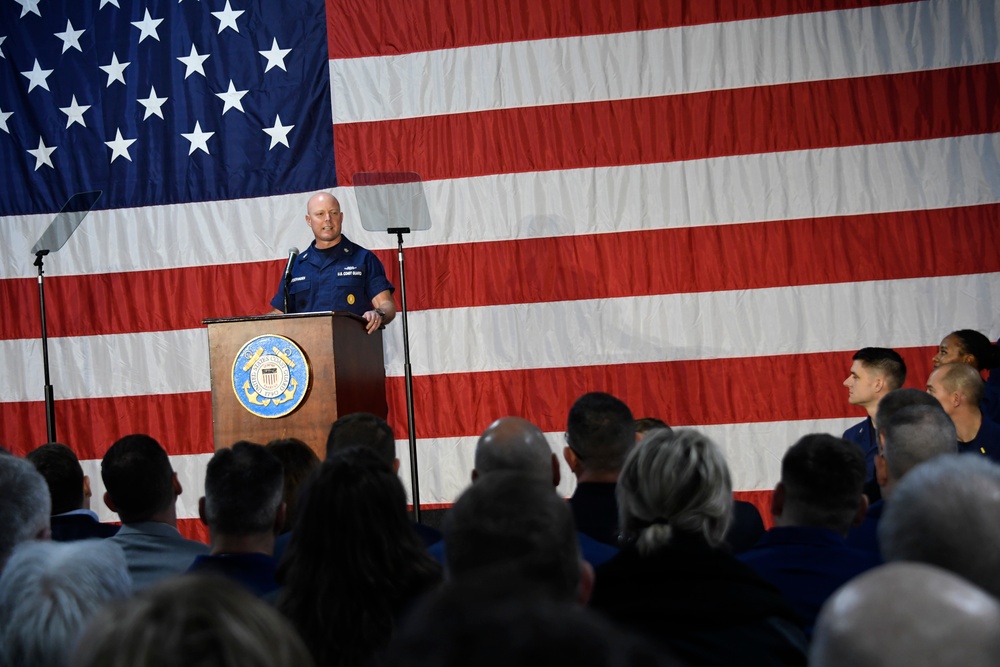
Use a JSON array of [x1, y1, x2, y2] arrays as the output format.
[[589, 429, 807, 667], [932, 329, 1000, 422]]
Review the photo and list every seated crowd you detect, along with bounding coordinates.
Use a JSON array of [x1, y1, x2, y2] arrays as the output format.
[[1, 331, 999, 667]]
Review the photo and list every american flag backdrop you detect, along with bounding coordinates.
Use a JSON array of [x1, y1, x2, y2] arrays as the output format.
[[1, 0, 998, 540]]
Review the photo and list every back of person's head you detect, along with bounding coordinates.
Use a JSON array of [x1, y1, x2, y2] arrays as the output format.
[[565, 392, 635, 473], [473, 417, 554, 482], [811, 562, 1000, 667], [0, 456, 51, 571], [777, 434, 866, 535], [265, 438, 320, 531], [879, 454, 1000, 598], [26, 443, 86, 515], [382, 581, 684, 667], [278, 447, 441, 666], [325, 412, 395, 467], [444, 471, 583, 603], [881, 404, 957, 483], [0, 539, 130, 667], [72, 575, 314, 667], [101, 434, 174, 523], [617, 428, 732, 554], [932, 362, 986, 407], [853, 347, 907, 390], [874, 388, 942, 430], [204, 442, 284, 536], [633, 417, 671, 439], [949, 329, 1000, 371]]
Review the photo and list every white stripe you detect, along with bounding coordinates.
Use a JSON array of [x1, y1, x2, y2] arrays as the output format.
[[331, 0, 1000, 123], [83, 416, 859, 521], [4, 273, 997, 402], [2, 133, 999, 279]]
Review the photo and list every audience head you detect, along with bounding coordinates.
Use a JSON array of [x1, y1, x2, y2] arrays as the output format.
[[877, 404, 957, 494], [0, 539, 130, 667], [879, 454, 1000, 598], [26, 443, 88, 515], [927, 362, 986, 415], [811, 562, 1000, 667], [73, 575, 314, 667], [0, 455, 51, 571], [933, 329, 1000, 371], [873, 387, 942, 431], [565, 392, 635, 475], [101, 434, 177, 524], [774, 434, 867, 535], [444, 471, 588, 604], [844, 347, 907, 409], [202, 441, 284, 537], [617, 428, 732, 554], [633, 417, 671, 441], [473, 417, 557, 484], [382, 582, 683, 667], [265, 438, 320, 531], [325, 412, 397, 469]]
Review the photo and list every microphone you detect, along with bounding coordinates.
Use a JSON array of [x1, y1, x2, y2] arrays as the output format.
[[282, 247, 299, 313], [283, 247, 299, 281]]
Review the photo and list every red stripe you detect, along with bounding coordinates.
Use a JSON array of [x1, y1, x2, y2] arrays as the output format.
[[1, 348, 937, 456], [334, 64, 1000, 184], [177, 518, 210, 544], [2, 204, 995, 340], [327, 0, 915, 59]]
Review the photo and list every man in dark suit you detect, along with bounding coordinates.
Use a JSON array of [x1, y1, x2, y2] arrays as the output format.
[[26, 443, 119, 541]]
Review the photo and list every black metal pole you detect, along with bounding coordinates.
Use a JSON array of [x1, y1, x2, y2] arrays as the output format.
[[34, 250, 56, 443], [389, 228, 420, 522]]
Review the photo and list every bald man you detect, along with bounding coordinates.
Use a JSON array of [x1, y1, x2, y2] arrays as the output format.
[[811, 563, 1000, 667], [270, 192, 396, 334], [927, 363, 1000, 461]]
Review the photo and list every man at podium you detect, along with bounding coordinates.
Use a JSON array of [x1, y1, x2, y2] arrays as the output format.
[[270, 192, 396, 335]]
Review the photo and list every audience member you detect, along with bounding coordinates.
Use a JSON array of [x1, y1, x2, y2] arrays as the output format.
[[927, 362, 1000, 460], [564, 392, 635, 546], [633, 417, 671, 440], [324, 412, 440, 546], [879, 454, 1000, 598], [811, 563, 1000, 667], [738, 434, 878, 637], [102, 434, 208, 589], [589, 429, 807, 667], [841, 347, 907, 502], [277, 447, 442, 667], [72, 575, 314, 667], [846, 393, 956, 557], [933, 329, 1000, 422], [380, 582, 685, 667], [0, 455, 51, 572], [26, 442, 119, 541], [0, 539, 130, 667], [443, 416, 616, 567], [265, 437, 320, 534], [444, 470, 594, 604], [188, 441, 285, 597]]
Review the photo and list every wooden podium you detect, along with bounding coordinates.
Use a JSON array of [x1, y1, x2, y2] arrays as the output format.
[[203, 312, 388, 457]]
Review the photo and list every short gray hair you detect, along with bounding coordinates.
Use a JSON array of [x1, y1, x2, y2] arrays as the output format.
[[0, 456, 51, 571], [881, 404, 957, 482], [879, 454, 1000, 598], [0, 540, 131, 667], [617, 428, 733, 553]]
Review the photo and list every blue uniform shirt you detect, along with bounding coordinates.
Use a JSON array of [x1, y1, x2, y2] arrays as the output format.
[[842, 416, 878, 483], [960, 414, 1000, 462], [270, 236, 394, 316]]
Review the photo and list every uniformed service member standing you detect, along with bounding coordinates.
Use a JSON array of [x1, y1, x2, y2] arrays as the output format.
[[270, 192, 396, 334]]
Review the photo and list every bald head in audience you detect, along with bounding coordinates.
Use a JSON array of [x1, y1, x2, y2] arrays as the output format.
[[811, 563, 1000, 667], [473, 417, 559, 485], [879, 454, 1000, 598]]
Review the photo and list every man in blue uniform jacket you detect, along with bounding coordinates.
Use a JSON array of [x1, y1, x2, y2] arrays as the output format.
[[270, 192, 396, 335]]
